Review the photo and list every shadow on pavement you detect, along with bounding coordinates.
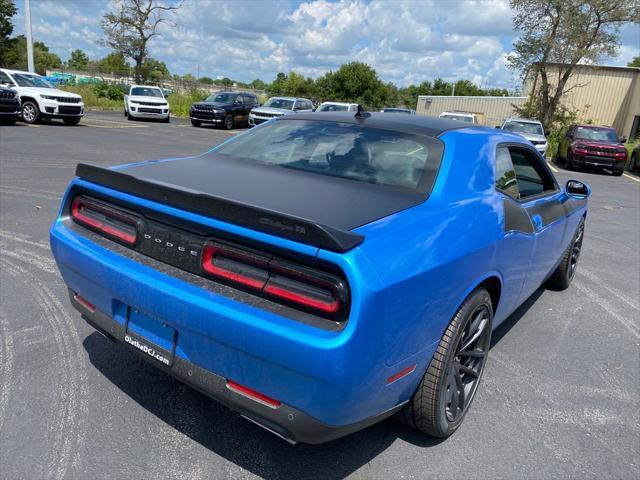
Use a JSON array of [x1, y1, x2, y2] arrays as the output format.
[[83, 333, 444, 480]]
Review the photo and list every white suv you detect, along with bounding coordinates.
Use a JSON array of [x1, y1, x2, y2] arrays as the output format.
[[124, 85, 170, 122], [0, 68, 84, 125], [498, 117, 548, 156], [316, 101, 358, 112]]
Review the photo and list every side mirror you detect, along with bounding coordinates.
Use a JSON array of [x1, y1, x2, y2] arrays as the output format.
[[566, 180, 590, 199], [495, 125, 502, 129], [619, 136, 627, 144]]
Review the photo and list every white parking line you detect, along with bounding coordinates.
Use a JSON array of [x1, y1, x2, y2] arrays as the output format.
[[622, 173, 640, 183]]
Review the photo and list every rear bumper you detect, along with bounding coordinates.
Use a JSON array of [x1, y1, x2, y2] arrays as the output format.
[[50, 196, 426, 441], [71, 290, 403, 444]]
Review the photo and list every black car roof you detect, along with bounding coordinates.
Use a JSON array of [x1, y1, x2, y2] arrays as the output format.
[[278, 111, 485, 137]]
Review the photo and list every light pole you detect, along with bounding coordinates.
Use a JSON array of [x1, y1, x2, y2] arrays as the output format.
[[24, 0, 34, 73]]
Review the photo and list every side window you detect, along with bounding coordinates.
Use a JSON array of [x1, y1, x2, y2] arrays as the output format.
[[235, 95, 243, 104], [495, 147, 520, 199], [510, 147, 556, 199], [243, 95, 255, 105]]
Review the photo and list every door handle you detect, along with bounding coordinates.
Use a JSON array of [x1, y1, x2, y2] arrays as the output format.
[[531, 214, 543, 231]]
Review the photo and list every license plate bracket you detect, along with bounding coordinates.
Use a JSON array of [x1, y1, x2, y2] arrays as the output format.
[[125, 309, 177, 367]]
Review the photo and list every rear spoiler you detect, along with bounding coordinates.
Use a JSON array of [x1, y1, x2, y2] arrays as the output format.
[[75, 163, 364, 253]]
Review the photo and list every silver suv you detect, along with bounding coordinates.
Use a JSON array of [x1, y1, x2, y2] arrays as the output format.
[[498, 117, 548, 156], [249, 97, 314, 126]]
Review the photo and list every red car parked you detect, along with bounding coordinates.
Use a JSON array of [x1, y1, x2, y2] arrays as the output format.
[[556, 125, 627, 176]]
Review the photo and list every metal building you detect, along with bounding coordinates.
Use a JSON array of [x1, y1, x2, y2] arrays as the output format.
[[524, 63, 640, 139], [416, 95, 527, 127], [416, 64, 640, 138]]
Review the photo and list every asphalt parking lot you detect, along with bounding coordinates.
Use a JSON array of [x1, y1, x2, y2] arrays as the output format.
[[0, 111, 639, 479]]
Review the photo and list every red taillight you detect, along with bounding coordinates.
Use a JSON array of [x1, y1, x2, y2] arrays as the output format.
[[226, 380, 281, 409], [201, 242, 348, 319], [202, 242, 270, 291], [71, 196, 139, 246]]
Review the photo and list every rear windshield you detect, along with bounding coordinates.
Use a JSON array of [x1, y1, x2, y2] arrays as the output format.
[[131, 87, 163, 97], [503, 121, 544, 136], [575, 127, 618, 142], [214, 120, 442, 191]]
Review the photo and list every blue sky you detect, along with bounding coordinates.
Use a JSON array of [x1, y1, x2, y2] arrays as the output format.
[[10, 0, 640, 89]]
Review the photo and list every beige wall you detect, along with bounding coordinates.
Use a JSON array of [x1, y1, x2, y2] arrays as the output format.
[[416, 96, 528, 127], [524, 65, 640, 137]]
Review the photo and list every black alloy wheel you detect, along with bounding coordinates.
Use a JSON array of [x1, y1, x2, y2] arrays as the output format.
[[399, 287, 493, 437], [443, 305, 492, 422], [223, 114, 234, 130], [567, 221, 584, 282]]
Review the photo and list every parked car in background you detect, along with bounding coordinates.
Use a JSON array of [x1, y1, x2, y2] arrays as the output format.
[[627, 143, 640, 173], [0, 85, 21, 125], [249, 96, 314, 126], [380, 107, 415, 114], [51, 112, 589, 444], [439, 111, 484, 124], [0, 68, 84, 125], [498, 117, 548, 156], [316, 101, 358, 112], [190, 91, 259, 129], [555, 124, 628, 176], [124, 85, 170, 122]]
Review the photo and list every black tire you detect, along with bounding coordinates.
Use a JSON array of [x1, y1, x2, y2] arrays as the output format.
[[0, 117, 17, 126], [127, 112, 135, 121], [163, 115, 170, 123], [63, 117, 81, 126], [124, 109, 128, 117], [629, 153, 638, 173], [399, 287, 493, 438], [223, 113, 234, 130], [546, 219, 585, 290], [21, 101, 40, 124], [613, 168, 624, 176], [565, 152, 574, 170], [191, 119, 201, 127]]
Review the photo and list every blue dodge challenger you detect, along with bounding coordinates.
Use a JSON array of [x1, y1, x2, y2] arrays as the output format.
[[50, 111, 590, 443]]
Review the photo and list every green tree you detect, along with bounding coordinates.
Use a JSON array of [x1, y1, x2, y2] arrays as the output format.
[[100, 0, 182, 82], [249, 78, 266, 90], [628, 56, 640, 67], [199, 76, 214, 84], [2, 36, 62, 74], [140, 57, 169, 82], [316, 62, 388, 109], [0, 0, 17, 66], [508, 0, 639, 130], [66, 49, 90, 71], [97, 51, 130, 76]]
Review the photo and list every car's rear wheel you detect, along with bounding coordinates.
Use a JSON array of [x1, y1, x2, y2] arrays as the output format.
[[399, 287, 492, 437], [546, 219, 584, 290], [613, 168, 624, 176], [21, 101, 40, 124], [63, 117, 81, 126], [191, 119, 201, 127], [223, 114, 234, 130]]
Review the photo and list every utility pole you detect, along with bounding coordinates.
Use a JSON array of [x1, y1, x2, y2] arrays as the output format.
[[24, 0, 34, 73]]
